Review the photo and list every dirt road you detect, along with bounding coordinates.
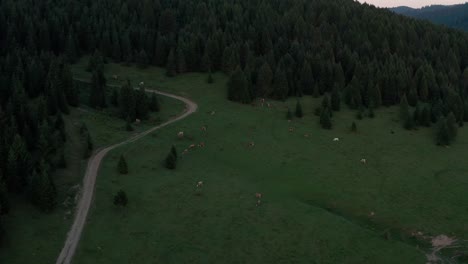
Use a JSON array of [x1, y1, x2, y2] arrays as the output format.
[[56, 89, 198, 264]]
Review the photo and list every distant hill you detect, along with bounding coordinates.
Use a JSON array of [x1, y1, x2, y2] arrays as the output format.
[[391, 3, 468, 31]]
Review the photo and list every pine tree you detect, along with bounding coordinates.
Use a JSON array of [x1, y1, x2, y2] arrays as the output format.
[[118, 155, 128, 174], [125, 116, 134, 132], [149, 93, 160, 112], [331, 87, 341, 111], [119, 81, 136, 120], [273, 67, 289, 101], [446, 112, 458, 141], [369, 101, 375, 118], [300, 62, 314, 95], [322, 95, 330, 110], [257, 63, 273, 97], [286, 108, 293, 120], [206, 70, 214, 84], [435, 116, 450, 146], [399, 94, 412, 129], [111, 88, 119, 107], [165, 151, 177, 170], [177, 48, 187, 74], [82, 132, 93, 158], [0, 180, 9, 214], [136, 50, 149, 68], [89, 69, 107, 109], [29, 162, 57, 212], [168, 146, 176, 160], [295, 100, 303, 118], [135, 87, 149, 120], [422, 106, 432, 127], [166, 48, 177, 77], [320, 108, 332, 129], [113, 190, 128, 206], [227, 67, 251, 104], [351, 122, 357, 132]]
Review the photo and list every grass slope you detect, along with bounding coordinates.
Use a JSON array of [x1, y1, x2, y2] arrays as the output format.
[[0, 63, 185, 264], [72, 62, 468, 263]]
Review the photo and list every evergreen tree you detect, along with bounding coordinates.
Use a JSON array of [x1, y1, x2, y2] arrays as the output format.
[[29, 162, 57, 212], [320, 108, 332, 129], [111, 88, 119, 107], [119, 81, 136, 120], [136, 50, 149, 68], [0, 181, 9, 214], [446, 112, 458, 141], [165, 150, 177, 170], [125, 117, 134, 132], [300, 62, 314, 95], [113, 190, 128, 206], [89, 69, 107, 109], [286, 108, 293, 120], [257, 63, 273, 97], [331, 87, 341, 111], [295, 100, 303, 118], [227, 67, 251, 104], [171, 145, 177, 160], [273, 68, 289, 101], [6, 135, 29, 193], [351, 122, 357, 132], [369, 101, 375, 118], [322, 95, 330, 110], [177, 48, 187, 74], [206, 70, 214, 84], [118, 155, 128, 174], [166, 49, 177, 77], [82, 132, 93, 158], [135, 87, 149, 120], [422, 106, 432, 127], [435, 116, 450, 146], [399, 95, 412, 129], [149, 93, 160, 112]]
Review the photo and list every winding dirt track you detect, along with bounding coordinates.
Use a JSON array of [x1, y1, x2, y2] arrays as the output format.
[[56, 89, 198, 264]]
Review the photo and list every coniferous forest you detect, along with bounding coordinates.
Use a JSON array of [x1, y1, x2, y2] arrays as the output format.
[[1, 0, 468, 247]]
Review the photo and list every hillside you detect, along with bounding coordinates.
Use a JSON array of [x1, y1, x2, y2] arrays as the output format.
[[1, 0, 468, 262], [391, 3, 468, 31]]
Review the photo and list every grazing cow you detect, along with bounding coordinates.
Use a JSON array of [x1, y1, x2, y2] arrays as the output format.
[[201, 126, 207, 132], [182, 149, 189, 155], [135, 119, 141, 124], [248, 141, 255, 148], [288, 120, 292, 123], [112, 75, 118, 80], [189, 144, 196, 149], [360, 158, 367, 164], [196, 181, 203, 188], [139, 81, 144, 86], [304, 134, 309, 138], [333, 137, 339, 142], [198, 142, 205, 148], [369, 211, 375, 217], [289, 127, 294, 132], [267, 103, 271, 108], [255, 193, 262, 199], [256, 199, 261, 206], [210, 111, 216, 115], [177, 131, 184, 139]]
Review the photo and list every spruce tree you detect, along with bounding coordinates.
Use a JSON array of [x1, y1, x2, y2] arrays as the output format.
[[320, 108, 332, 129], [125, 116, 134, 132], [0, 180, 9, 214], [422, 106, 432, 127], [165, 151, 177, 170], [446, 112, 458, 141], [171, 145, 177, 160], [166, 48, 177, 77], [351, 122, 357, 132], [30, 162, 57, 212], [206, 70, 214, 84], [119, 81, 136, 120], [369, 101, 375, 118], [257, 62, 273, 97], [435, 116, 450, 146], [331, 87, 341, 111], [295, 100, 303, 118], [149, 93, 160, 112], [227, 67, 251, 104], [111, 88, 119, 107], [113, 190, 128, 206], [273, 68, 289, 101], [286, 108, 293, 120], [118, 155, 128, 174], [89, 69, 107, 109], [399, 95, 412, 129]]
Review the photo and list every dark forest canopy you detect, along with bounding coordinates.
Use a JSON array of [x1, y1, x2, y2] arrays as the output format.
[[1, 0, 468, 245]]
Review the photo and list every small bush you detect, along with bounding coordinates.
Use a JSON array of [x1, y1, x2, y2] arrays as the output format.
[[113, 190, 128, 206]]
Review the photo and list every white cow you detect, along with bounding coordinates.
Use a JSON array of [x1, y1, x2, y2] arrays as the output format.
[[333, 138, 340, 142], [177, 131, 184, 139], [196, 181, 203, 188], [139, 81, 145, 86], [360, 158, 367, 164]]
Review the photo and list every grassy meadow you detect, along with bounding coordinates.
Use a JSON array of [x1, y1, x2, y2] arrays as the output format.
[[67, 61, 468, 263]]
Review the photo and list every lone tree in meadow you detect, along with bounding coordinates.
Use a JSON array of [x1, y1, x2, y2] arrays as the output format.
[[165, 147, 177, 170], [206, 69, 214, 84], [149, 93, 160, 112], [351, 122, 357, 132], [286, 107, 293, 120], [399, 94, 412, 129], [435, 116, 450, 146], [331, 87, 341, 111], [446, 112, 458, 141], [113, 190, 128, 206], [295, 100, 303, 118], [171, 145, 178, 160], [320, 108, 332, 129], [118, 155, 128, 174]]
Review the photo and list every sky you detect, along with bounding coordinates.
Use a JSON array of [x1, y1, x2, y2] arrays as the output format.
[[357, 0, 467, 8]]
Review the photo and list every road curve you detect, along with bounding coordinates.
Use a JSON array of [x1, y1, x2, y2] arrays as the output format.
[[56, 88, 198, 264]]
